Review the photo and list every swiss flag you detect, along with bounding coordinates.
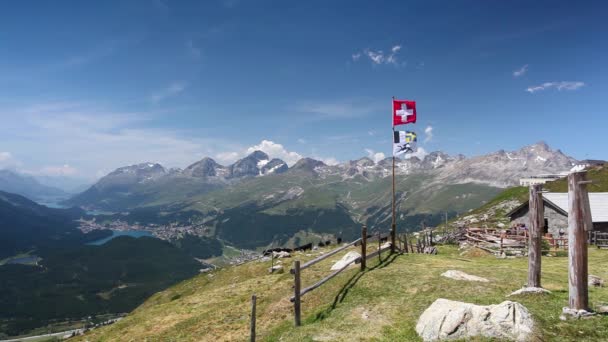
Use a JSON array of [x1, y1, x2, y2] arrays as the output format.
[[393, 100, 416, 126]]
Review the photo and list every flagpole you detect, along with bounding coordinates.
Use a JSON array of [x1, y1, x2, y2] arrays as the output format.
[[391, 96, 396, 253]]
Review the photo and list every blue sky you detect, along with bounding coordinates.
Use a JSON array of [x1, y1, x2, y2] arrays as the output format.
[[0, 0, 606, 181]]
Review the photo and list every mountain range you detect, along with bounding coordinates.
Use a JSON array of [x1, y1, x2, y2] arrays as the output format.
[[0, 170, 67, 201], [62, 142, 578, 249]]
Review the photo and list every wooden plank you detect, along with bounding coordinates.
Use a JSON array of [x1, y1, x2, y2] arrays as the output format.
[[290, 256, 361, 302], [294, 238, 362, 273], [567, 172, 590, 311], [293, 260, 301, 326], [365, 245, 392, 260], [528, 184, 543, 288]]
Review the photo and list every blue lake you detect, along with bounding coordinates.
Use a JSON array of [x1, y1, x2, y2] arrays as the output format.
[[87, 230, 154, 245]]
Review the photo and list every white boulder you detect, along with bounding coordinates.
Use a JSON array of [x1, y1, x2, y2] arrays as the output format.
[[272, 251, 291, 258], [508, 287, 551, 296], [441, 270, 489, 282], [330, 251, 361, 270], [416, 298, 534, 341]]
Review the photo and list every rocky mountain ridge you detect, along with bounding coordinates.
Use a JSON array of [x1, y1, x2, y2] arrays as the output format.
[[80, 142, 577, 193]]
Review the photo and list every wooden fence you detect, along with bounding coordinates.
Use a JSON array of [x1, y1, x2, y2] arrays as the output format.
[[289, 226, 392, 326], [591, 231, 608, 249]]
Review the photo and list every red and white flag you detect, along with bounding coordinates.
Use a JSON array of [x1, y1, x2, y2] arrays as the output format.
[[393, 100, 416, 126]]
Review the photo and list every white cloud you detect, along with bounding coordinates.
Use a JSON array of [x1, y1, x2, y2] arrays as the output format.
[[320, 157, 339, 166], [513, 64, 528, 77], [0, 152, 21, 169], [404, 147, 428, 160], [297, 138, 307, 144], [246, 140, 303, 166], [424, 125, 433, 143], [38, 164, 78, 177], [352, 44, 404, 66], [0, 152, 12, 162], [215, 151, 241, 164], [150, 81, 188, 103], [364, 148, 385, 163], [367, 130, 376, 136], [2, 102, 241, 180], [526, 81, 585, 93]]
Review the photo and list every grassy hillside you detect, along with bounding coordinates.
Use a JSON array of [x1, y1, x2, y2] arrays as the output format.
[[75, 246, 608, 341]]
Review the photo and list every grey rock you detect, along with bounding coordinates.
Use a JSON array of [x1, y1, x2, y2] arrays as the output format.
[[330, 251, 361, 270], [589, 274, 604, 287], [441, 270, 489, 282], [508, 286, 551, 296], [416, 298, 534, 341]]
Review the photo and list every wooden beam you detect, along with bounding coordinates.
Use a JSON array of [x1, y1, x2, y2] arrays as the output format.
[[294, 238, 361, 273], [528, 184, 543, 288], [567, 172, 592, 311], [291, 256, 361, 302], [365, 245, 392, 260]]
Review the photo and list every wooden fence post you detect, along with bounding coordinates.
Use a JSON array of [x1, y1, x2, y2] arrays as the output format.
[[250, 294, 256, 342], [403, 232, 409, 253], [293, 260, 301, 326], [378, 231, 381, 262], [567, 172, 592, 311], [361, 225, 367, 271], [391, 223, 396, 253], [528, 184, 544, 288]]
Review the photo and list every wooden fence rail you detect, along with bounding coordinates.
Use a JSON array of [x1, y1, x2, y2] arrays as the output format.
[[291, 225, 392, 326], [591, 231, 608, 249], [293, 238, 362, 273]]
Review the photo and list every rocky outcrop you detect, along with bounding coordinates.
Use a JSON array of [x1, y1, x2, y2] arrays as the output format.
[[440, 270, 489, 282], [589, 275, 604, 287], [508, 287, 551, 296], [416, 299, 534, 341], [330, 251, 361, 270]]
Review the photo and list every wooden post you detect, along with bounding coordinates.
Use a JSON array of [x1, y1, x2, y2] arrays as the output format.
[[403, 231, 409, 253], [293, 260, 301, 326], [409, 238, 414, 254], [361, 225, 367, 271], [378, 231, 381, 262], [528, 184, 544, 288], [250, 294, 256, 342], [567, 172, 592, 311], [391, 223, 396, 253], [429, 228, 433, 246]]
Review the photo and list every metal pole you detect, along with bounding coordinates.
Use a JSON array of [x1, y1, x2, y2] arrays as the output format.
[[391, 97, 396, 253]]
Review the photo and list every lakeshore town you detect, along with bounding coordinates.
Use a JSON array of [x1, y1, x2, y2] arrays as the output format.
[[76, 218, 261, 265], [76, 217, 207, 241]]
